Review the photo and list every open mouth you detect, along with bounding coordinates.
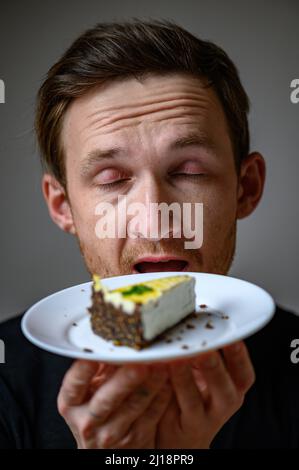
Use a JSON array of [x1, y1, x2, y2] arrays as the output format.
[[133, 259, 188, 273]]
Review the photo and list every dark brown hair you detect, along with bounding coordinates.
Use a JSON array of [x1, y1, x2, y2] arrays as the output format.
[[35, 18, 250, 188]]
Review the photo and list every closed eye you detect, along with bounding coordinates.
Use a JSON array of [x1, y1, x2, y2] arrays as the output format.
[[169, 160, 206, 180], [93, 167, 132, 190], [170, 172, 206, 179], [95, 179, 131, 190]]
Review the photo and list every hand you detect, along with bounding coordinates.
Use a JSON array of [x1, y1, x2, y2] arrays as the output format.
[[156, 341, 255, 448], [57, 360, 172, 449]]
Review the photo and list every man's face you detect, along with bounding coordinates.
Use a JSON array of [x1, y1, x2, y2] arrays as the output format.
[[61, 73, 239, 277]]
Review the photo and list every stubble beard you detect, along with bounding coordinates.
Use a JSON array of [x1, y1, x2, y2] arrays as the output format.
[[75, 220, 237, 279]]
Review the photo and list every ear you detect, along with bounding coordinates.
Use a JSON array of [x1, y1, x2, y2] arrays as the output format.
[[237, 152, 266, 219], [41, 173, 76, 234]]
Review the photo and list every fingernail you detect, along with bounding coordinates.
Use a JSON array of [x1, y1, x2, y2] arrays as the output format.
[[195, 374, 208, 392]]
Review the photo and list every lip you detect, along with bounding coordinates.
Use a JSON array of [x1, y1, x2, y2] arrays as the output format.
[[132, 255, 189, 273]]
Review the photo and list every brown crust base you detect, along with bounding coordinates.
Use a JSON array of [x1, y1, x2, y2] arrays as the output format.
[[88, 289, 150, 350]]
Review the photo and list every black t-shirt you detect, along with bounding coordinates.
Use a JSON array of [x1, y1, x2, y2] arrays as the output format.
[[0, 305, 298, 449]]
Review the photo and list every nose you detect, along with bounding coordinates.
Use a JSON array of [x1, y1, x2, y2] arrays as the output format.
[[127, 174, 181, 241]]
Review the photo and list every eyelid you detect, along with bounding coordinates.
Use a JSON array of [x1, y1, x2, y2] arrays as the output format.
[[170, 173, 206, 180], [170, 159, 206, 175], [94, 167, 129, 184], [97, 180, 128, 190], [171, 171, 205, 175]]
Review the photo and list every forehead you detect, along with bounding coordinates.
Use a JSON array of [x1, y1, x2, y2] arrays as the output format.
[[61, 73, 232, 163]]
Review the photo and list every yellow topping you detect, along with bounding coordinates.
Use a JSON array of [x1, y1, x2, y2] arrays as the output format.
[[92, 274, 192, 305], [93, 274, 102, 292]]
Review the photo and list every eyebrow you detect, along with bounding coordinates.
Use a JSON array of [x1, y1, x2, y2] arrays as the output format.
[[80, 132, 216, 178]]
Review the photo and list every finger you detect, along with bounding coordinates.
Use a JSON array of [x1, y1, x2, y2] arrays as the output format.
[[95, 365, 169, 447], [222, 341, 256, 392], [103, 377, 172, 449], [191, 367, 210, 402], [138, 379, 173, 427], [89, 364, 119, 395], [156, 388, 179, 435], [88, 364, 150, 423], [58, 360, 99, 412], [169, 360, 205, 424], [194, 351, 240, 418]]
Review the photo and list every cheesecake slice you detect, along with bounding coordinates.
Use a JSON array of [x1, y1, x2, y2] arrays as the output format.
[[88, 274, 196, 350]]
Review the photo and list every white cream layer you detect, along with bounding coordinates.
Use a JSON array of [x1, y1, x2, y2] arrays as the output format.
[[140, 277, 196, 340]]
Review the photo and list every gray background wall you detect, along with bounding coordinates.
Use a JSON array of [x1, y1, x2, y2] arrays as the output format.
[[0, 0, 298, 323]]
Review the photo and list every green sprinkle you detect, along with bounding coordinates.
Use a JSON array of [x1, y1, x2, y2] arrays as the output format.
[[122, 284, 154, 296]]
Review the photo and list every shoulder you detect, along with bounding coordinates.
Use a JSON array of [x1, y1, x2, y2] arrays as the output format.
[[0, 314, 36, 364], [0, 313, 51, 374], [245, 304, 299, 423], [0, 313, 72, 385], [0, 314, 74, 448], [213, 305, 299, 448], [245, 304, 299, 368]]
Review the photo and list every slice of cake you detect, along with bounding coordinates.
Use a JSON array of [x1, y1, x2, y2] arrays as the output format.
[[88, 274, 196, 350]]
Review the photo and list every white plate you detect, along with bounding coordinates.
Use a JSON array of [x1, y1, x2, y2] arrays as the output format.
[[21, 272, 275, 364]]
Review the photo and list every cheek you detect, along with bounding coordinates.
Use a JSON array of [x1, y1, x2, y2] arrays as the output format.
[[207, 189, 237, 220], [68, 185, 104, 237], [70, 197, 123, 262], [197, 179, 238, 238], [70, 201, 95, 239]]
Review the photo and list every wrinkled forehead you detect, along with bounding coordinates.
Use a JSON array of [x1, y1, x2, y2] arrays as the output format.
[[61, 72, 232, 162]]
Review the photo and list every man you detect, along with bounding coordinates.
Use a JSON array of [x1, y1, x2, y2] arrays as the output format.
[[0, 19, 298, 449]]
